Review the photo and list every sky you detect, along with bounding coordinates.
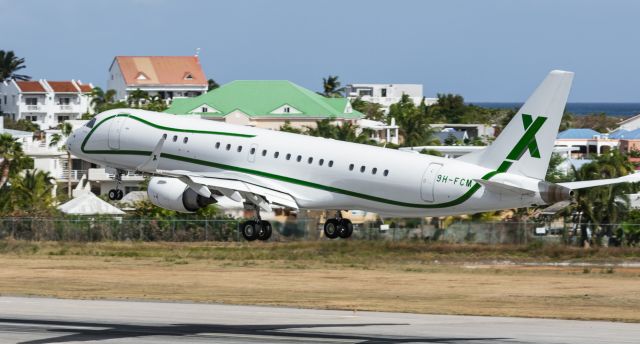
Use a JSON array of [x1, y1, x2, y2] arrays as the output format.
[[2, 0, 639, 102]]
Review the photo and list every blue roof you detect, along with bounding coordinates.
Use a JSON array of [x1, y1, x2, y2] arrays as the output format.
[[557, 128, 601, 139], [610, 128, 640, 140]]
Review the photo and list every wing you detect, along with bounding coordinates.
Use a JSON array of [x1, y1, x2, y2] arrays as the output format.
[[559, 173, 640, 190], [135, 139, 298, 211]]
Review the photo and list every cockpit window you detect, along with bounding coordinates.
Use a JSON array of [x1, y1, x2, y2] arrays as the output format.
[[86, 118, 96, 128]]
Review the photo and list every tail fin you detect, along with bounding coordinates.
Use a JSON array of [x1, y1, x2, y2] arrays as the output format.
[[459, 70, 574, 179]]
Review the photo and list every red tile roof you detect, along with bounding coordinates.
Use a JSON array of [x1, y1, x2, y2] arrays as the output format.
[[16, 81, 46, 93], [48, 81, 79, 93], [114, 56, 207, 86], [76, 83, 93, 93]]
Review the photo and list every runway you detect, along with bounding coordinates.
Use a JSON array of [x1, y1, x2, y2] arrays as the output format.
[[0, 297, 638, 344]]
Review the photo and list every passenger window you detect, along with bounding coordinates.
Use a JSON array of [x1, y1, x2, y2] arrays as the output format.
[[262, 149, 267, 156], [360, 166, 366, 173], [250, 147, 256, 154], [215, 142, 220, 149], [328, 160, 334, 167], [226, 144, 231, 151], [296, 155, 302, 162], [286, 153, 291, 160], [183, 137, 188, 143], [172, 135, 178, 142], [308, 157, 313, 164], [349, 164, 354, 171], [372, 167, 377, 175], [162, 133, 167, 139], [274, 152, 279, 158], [237, 146, 243, 152], [384, 169, 389, 176], [319, 159, 324, 166]]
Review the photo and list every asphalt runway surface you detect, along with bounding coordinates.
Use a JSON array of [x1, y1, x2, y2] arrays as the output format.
[[0, 297, 638, 344]]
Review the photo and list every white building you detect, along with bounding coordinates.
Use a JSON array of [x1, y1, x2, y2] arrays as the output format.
[[108, 56, 208, 103], [346, 83, 437, 113], [0, 79, 93, 130], [356, 118, 399, 145]]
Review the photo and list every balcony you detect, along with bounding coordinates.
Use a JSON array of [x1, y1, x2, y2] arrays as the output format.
[[88, 168, 144, 182], [57, 105, 74, 112], [20, 104, 43, 112], [57, 169, 87, 181]]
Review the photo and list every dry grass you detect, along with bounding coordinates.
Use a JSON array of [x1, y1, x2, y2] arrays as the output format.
[[0, 240, 639, 322]]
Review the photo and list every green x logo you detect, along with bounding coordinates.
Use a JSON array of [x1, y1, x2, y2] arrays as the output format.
[[505, 113, 547, 161]]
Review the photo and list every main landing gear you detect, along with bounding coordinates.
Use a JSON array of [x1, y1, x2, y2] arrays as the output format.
[[239, 203, 272, 241], [108, 169, 125, 201], [323, 211, 353, 239]]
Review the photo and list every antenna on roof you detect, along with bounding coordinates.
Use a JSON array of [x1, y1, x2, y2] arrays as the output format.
[[195, 48, 201, 57]]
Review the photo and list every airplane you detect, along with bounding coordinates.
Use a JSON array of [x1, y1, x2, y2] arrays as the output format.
[[66, 70, 640, 241]]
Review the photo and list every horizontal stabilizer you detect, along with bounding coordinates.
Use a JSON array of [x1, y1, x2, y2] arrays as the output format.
[[559, 173, 640, 190], [473, 179, 536, 196]]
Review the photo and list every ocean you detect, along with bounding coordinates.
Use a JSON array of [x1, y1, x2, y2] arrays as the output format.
[[472, 102, 640, 117]]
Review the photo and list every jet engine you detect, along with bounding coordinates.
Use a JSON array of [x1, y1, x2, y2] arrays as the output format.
[[147, 177, 217, 213]]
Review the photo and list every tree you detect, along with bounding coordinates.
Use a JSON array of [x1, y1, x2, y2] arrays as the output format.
[[573, 151, 638, 245], [207, 78, 220, 91], [128, 88, 149, 108], [0, 50, 30, 82], [11, 170, 56, 216], [143, 94, 168, 112], [351, 97, 385, 121], [389, 94, 438, 147], [3, 117, 40, 132], [279, 120, 304, 134], [49, 122, 73, 197], [0, 133, 31, 189], [320, 75, 345, 98], [90, 87, 118, 113]]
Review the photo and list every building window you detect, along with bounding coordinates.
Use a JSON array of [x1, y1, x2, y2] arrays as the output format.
[[383, 169, 389, 177], [237, 146, 243, 152], [296, 155, 302, 162], [381, 88, 387, 97], [226, 144, 231, 151], [183, 137, 188, 143], [58, 97, 70, 105], [360, 165, 366, 173], [308, 157, 313, 164], [25, 98, 37, 105], [284, 107, 290, 113], [215, 142, 220, 149], [202, 107, 208, 113], [57, 115, 70, 123], [27, 115, 38, 122], [319, 159, 324, 166], [172, 135, 178, 142], [274, 152, 279, 158], [286, 153, 291, 160], [328, 160, 334, 167], [372, 167, 377, 175], [349, 164, 354, 171]]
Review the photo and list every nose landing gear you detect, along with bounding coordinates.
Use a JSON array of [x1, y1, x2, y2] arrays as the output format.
[[107, 169, 125, 201]]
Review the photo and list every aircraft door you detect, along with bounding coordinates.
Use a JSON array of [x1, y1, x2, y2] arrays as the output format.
[[108, 116, 128, 150], [420, 163, 442, 202]]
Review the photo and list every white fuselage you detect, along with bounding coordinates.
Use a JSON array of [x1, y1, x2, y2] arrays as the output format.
[[68, 109, 547, 216]]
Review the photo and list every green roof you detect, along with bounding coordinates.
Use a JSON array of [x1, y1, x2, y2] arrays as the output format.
[[165, 80, 362, 119]]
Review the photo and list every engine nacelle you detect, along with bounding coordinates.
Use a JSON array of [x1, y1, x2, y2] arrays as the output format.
[[147, 177, 216, 213]]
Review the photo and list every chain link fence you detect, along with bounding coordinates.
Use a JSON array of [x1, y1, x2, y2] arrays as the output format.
[[0, 217, 590, 244]]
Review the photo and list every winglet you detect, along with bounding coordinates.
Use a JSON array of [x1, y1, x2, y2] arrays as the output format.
[[136, 136, 166, 173]]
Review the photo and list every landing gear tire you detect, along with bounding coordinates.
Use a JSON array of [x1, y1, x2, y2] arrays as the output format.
[[324, 219, 340, 239], [240, 220, 259, 241], [257, 220, 272, 241], [108, 189, 124, 201], [338, 219, 353, 239]]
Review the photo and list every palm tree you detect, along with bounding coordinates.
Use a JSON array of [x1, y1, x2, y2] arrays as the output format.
[[0, 133, 30, 189], [0, 50, 30, 82], [13, 170, 56, 216], [207, 78, 220, 91], [49, 122, 74, 198], [90, 87, 117, 113], [128, 88, 149, 108], [321, 75, 345, 98]]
